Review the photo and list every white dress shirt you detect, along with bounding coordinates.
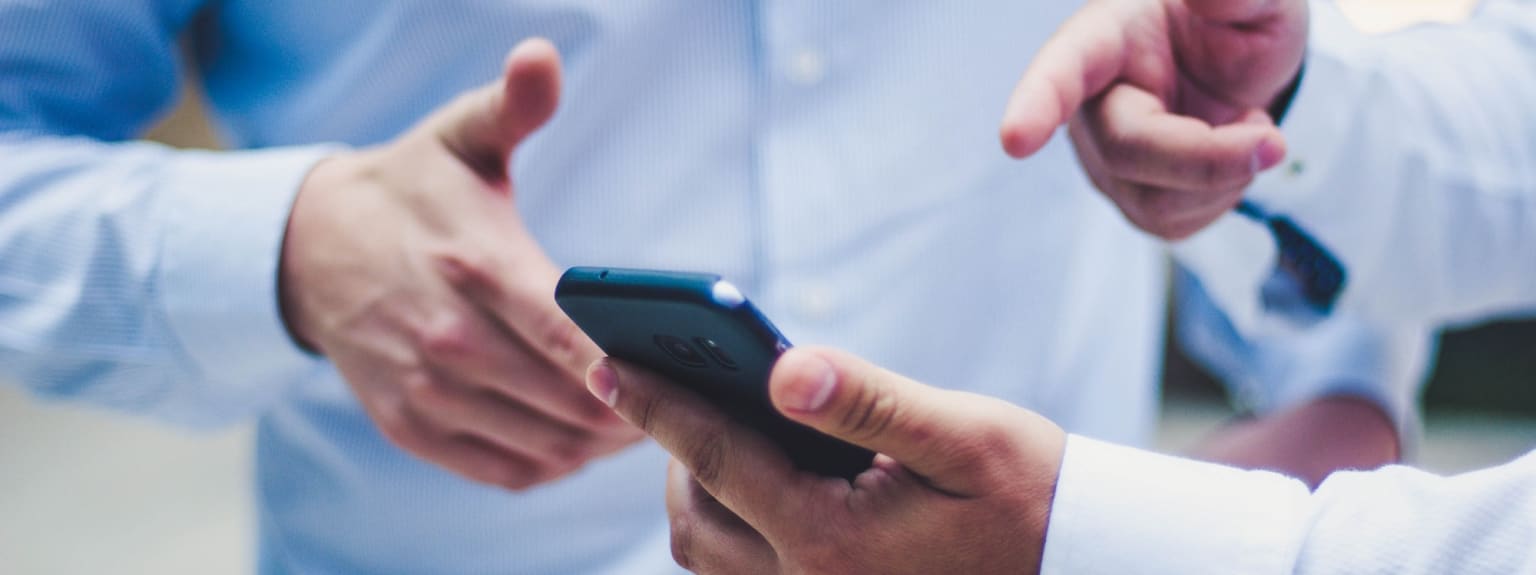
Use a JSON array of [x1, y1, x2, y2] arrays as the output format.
[[1042, 2, 1536, 573], [1177, 0, 1536, 333]]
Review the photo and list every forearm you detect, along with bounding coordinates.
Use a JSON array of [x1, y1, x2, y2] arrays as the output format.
[[1173, 271, 1427, 488], [1191, 394, 1399, 488], [0, 134, 333, 426]]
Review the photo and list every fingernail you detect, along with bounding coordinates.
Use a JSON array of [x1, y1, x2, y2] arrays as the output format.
[[587, 361, 619, 407], [782, 354, 837, 413], [1253, 136, 1286, 172]]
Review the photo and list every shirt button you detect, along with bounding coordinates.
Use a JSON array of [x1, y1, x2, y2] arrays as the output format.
[[1285, 159, 1307, 180], [786, 49, 826, 86], [793, 284, 836, 321]]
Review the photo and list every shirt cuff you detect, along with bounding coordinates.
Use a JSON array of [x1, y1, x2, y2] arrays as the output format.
[[1040, 435, 1314, 575], [156, 145, 340, 407]]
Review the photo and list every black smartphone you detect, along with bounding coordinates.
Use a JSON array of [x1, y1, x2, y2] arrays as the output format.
[[555, 267, 874, 480]]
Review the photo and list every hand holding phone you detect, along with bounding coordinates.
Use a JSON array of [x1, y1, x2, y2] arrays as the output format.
[[556, 267, 875, 479]]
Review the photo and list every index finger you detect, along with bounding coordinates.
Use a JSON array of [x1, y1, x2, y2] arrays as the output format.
[[1000, 2, 1127, 159], [588, 359, 816, 531], [664, 459, 779, 575], [436, 252, 604, 383]]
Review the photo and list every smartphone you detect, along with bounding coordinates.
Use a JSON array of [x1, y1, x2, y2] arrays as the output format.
[[555, 267, 874, 480]]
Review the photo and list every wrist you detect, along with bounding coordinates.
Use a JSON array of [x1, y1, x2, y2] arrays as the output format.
[[278, 151, 367, 352], [1018, 415, 1068, 575]]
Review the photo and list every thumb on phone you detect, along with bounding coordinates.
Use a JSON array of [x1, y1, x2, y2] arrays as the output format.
[[769, 347, 1061, 496]]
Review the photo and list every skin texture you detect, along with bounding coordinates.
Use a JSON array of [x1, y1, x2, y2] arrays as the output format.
[[279, 38, 642, 491], [589, 347, 1067, 575], [1000, 0, 1310, 240]]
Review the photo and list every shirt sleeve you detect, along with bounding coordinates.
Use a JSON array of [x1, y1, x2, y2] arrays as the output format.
[[0, 1, 337, 427], [1174, 0, 1536, 334], [1041, 435, 1536, 575], [1173, 268, 1432, 450]]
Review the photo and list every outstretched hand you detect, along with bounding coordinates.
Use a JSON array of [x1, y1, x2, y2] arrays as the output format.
[[280, 38, 642, 491], [1002, 0, 1309, 240]]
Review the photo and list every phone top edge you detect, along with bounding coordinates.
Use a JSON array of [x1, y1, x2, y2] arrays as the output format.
[[710, 281, 745, 308], [558, 267, 752, 311], [556, 266, 790, 348]]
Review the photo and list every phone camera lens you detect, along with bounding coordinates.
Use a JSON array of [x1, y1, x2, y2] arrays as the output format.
[[694, 338, 739, 370], [654, 335, 707, 367]]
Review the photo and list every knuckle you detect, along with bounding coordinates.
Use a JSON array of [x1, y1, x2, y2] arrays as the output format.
[[1192, 147, 1254, 188], [539, 317, 586, 366], [418, 314, 475, 360], [837, 380, 899, 443], [488, 461, 538, 491], [682, 435, 729, 489], [569, 395, 620, 427], [1143, 219, 1185, 240], [524, 462, 570, 488], [1097, 135, 1142, 173], [432, 251, 502, 292], [1159, 224, 1202, 242], [472, 461, 516, 489], [632, 390, 663, 436], [1114, 202, 1154, 236], [546, 434, 595, 470], [1195, 155, 1232, 187], [401, 373, 452, 411], [500, 474, 538, 492], [1136, 187, 1181, 222], [373, 403, 419, 450], [669, 513, 698, 571], [1139, 218, 1184, 241], [951, 409, 1026, 480], [1125, 188, 1188, 240], [967, 419, 1022, 460]]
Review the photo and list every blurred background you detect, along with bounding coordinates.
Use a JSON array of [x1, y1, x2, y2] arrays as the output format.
[[1, 1, 1529, 573]]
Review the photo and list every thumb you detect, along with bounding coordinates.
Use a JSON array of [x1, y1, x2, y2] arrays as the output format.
[[436, 37, 563, 183], [770, 347, 1042, 494]]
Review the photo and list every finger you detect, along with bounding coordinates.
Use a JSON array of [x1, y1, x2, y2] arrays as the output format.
[[665, 460, 778, 575], [1001, 2, 1127, 159], [375, 405, 546, 491], [435, 37, 563, 183], [1089, 83, 1284, 191], [588, 359, 811, 530], [767, 347, 1025, 495], [435, 254, 608, 398], [1116, 180, 1247, 241], [399, 370, 607, 479], [414, 294, 623, 433], [1067, 113, 1240, 240]]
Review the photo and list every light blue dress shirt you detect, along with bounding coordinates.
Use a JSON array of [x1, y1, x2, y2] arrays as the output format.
[[0, 1, 1429, 573]]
